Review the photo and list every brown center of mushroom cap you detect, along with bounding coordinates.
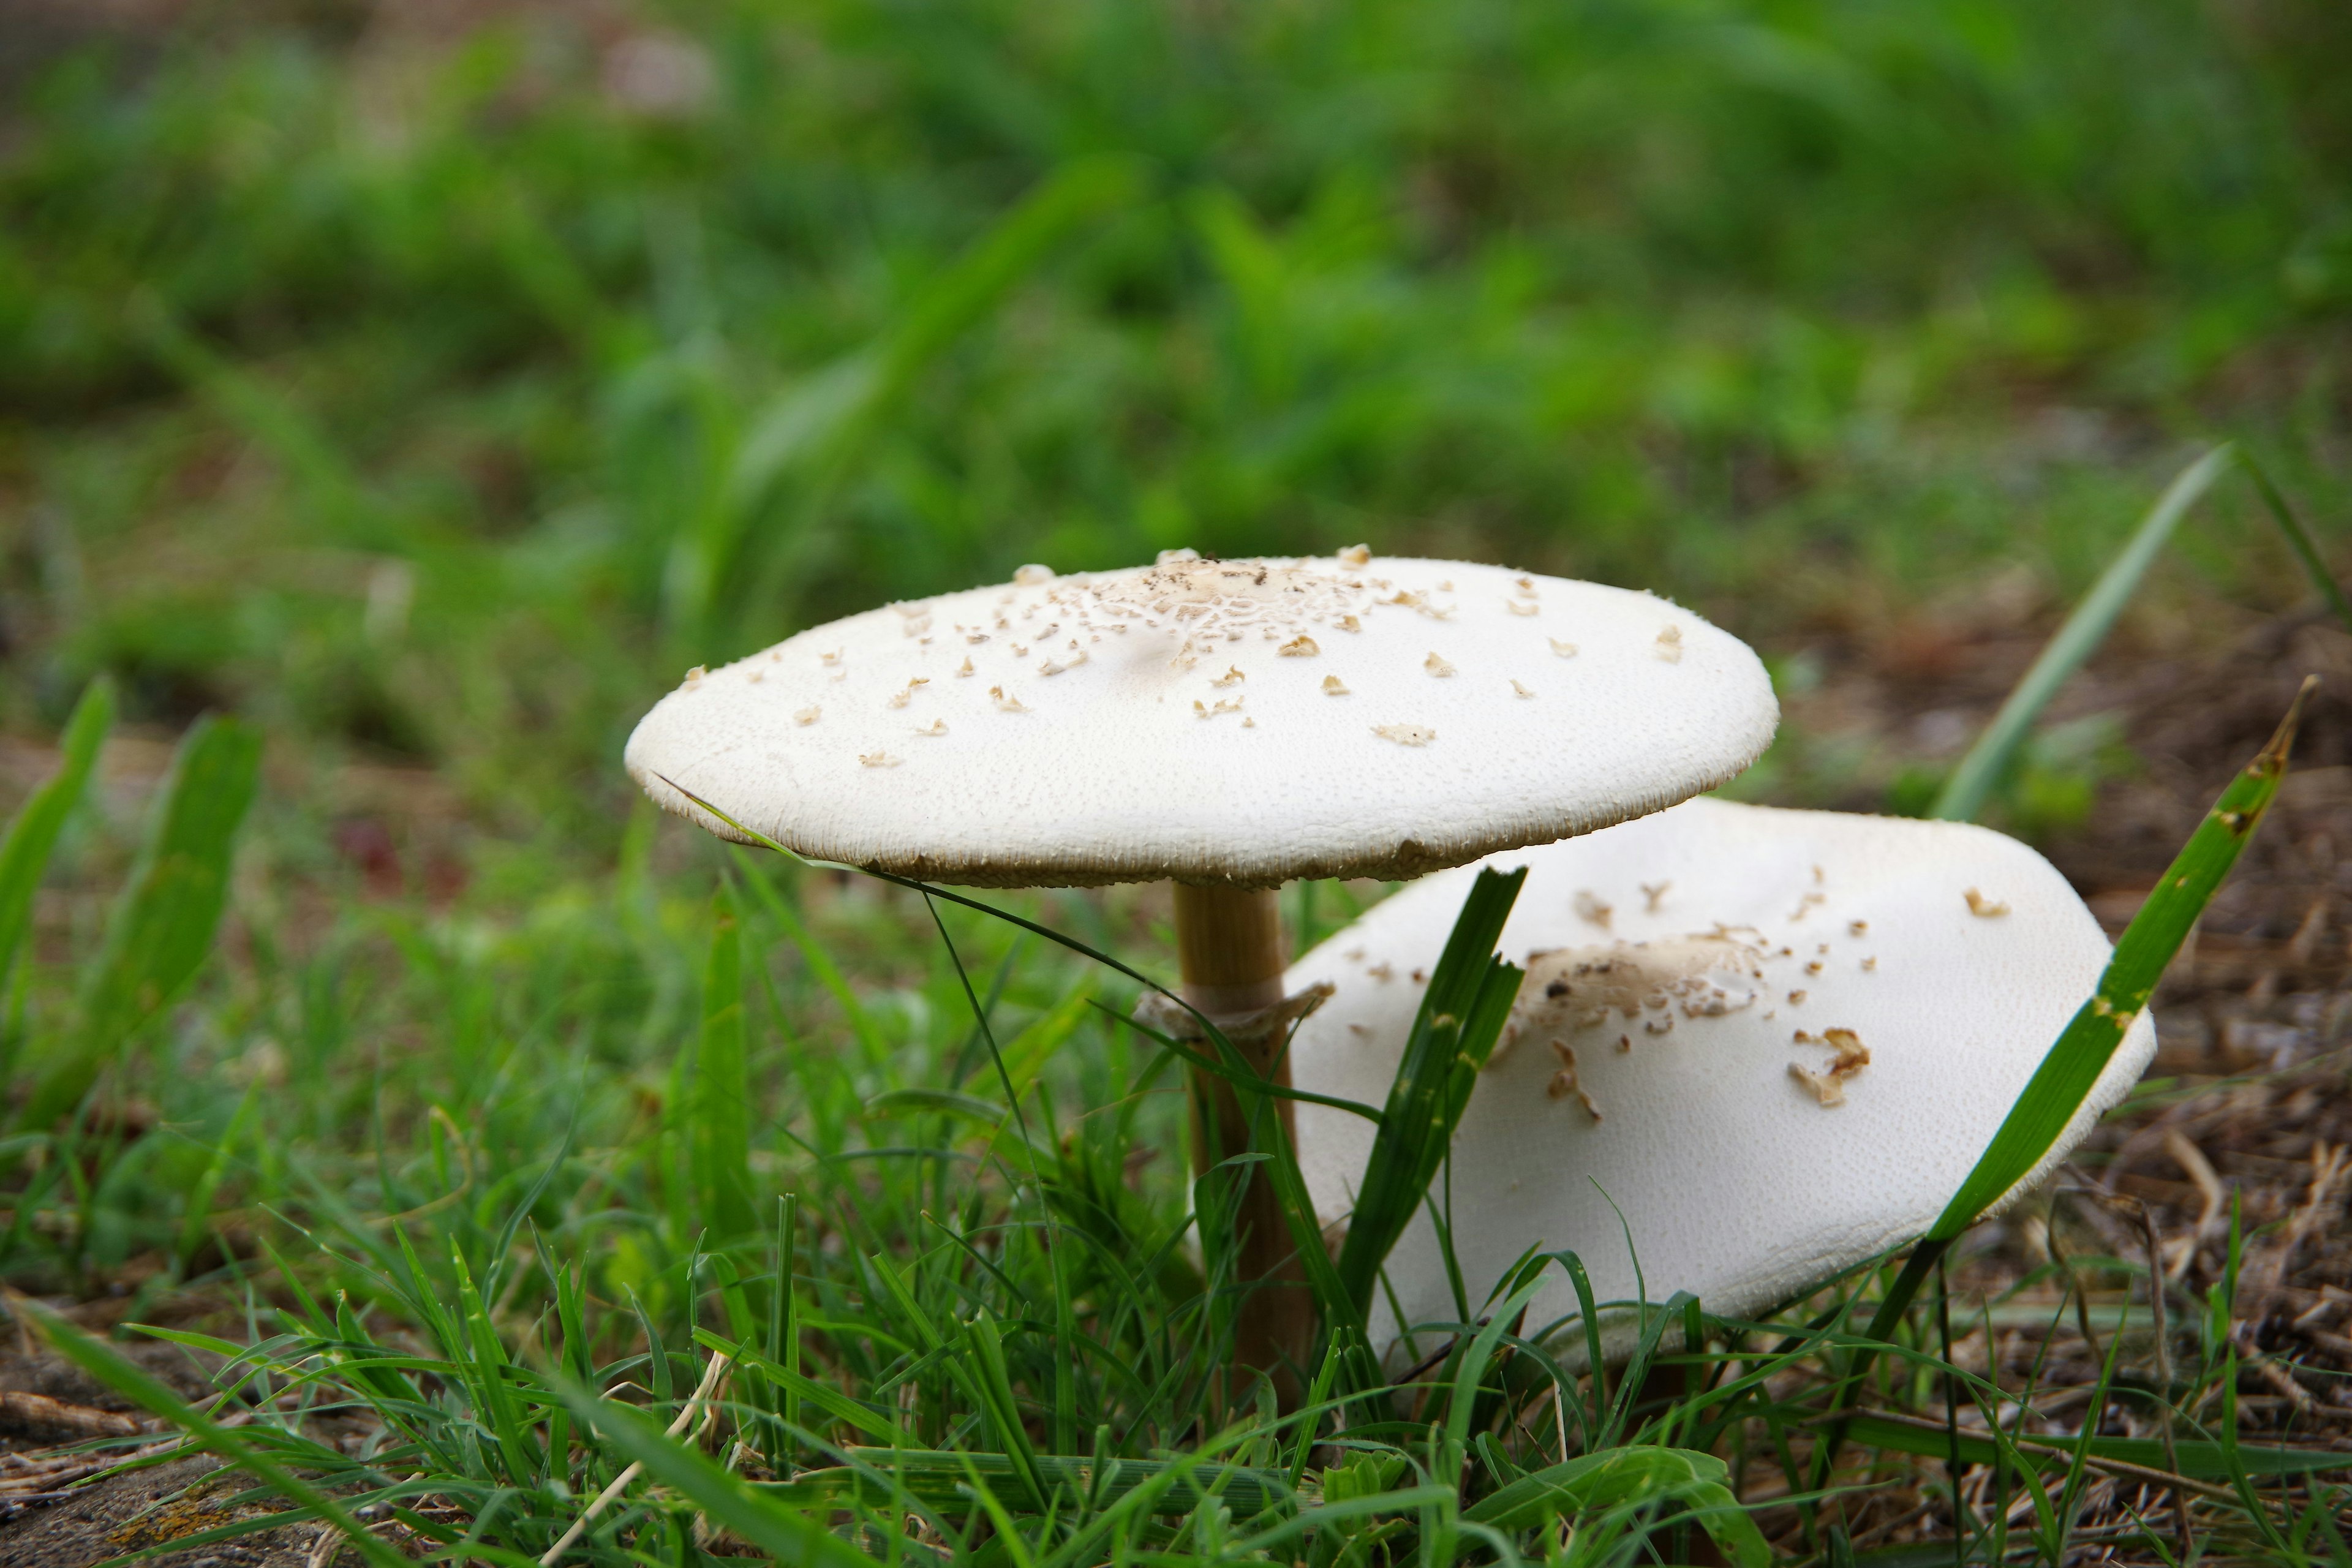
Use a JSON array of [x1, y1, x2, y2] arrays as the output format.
[[1078, 560, 1367, 637]]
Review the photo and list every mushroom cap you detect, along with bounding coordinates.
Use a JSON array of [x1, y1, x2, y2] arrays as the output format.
[[1286, 796, 2157, 1357], [625, 554, 1777, 888]]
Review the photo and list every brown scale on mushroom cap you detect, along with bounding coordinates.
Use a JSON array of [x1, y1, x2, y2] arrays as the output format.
[[1489, 935, 1766, 1067]]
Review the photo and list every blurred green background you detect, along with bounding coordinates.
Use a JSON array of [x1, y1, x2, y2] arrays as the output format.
[[1, 9, 2346, 1544], [3, 0, 2348, 869]]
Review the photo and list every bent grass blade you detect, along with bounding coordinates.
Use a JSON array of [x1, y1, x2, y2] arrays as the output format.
[[1464, 1444, 1770, 1568], [2238, 448, 2352, 635]]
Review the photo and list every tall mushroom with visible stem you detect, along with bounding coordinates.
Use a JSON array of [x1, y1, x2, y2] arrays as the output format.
[[624, 550, 1779, 1390], [1282, 796, 2160, 1362]]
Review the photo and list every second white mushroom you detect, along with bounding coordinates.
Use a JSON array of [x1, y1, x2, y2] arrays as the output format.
[[1286, 796, 2158, 1360]]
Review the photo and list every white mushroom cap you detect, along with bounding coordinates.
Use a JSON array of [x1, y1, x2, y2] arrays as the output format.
[[1286, 796, 2157, 1357], [625, 554, 1777, 887]]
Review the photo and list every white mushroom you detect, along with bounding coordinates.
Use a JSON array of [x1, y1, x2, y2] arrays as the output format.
[[627, 554, 1775, 890], [1285, 797, 2156, 1364], [624, 552, 1780, 1381]]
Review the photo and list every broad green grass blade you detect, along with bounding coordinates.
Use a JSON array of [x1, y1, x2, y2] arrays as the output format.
[[1227, 1486, 1458, 1555], [1334, 867, 1527, 1318], [0, 677, 113, 984], [22, 1302, 412, 1568], [692, 885, 758, 1243], [1929, 680, 2305, 1244], [958, 1308, 1050, 1510], [448, 1238, 544, 1488], [1931, 445, 2234, 822], [24, 713, 262, 1128], [549, 1372, 881, 1568], [994, 977, 1094, 1101], [688, 1331, 905, 1446], [864, 1087, 1006, 1126]]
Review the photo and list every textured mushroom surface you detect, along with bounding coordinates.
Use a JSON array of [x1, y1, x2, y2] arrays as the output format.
[[1286, 797, 2157, 1355], [626, 554, 1777, 886]]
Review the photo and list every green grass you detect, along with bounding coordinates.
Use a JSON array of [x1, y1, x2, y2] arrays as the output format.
[[3, 657, 2341, 1564], [1, 2, 2351, 1562]]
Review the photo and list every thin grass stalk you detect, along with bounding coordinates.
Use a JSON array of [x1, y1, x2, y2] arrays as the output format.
[[2236, 449, 2352, 634], [540, 1349, 734, 1565], [1933, 442, 2347, 826]]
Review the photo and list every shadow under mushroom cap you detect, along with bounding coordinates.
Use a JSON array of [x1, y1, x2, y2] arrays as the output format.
[[624, 554, 1779, 888], [1286, 796, 2158, 1362]]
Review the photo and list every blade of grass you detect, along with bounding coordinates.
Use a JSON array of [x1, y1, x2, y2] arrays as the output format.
[[0, 677, 113, 987], [24, 713, 262, 1128], [1934, 679, 2305, 1241], [1931, 445, 2234, 822], [690, 1330, 907, 1446], [2237, 449, 2352, 633], [1838, 1411, 2335, 1483], [692, 884, 759, 1243], [1333, 867, 1527, 1318], [449, 1238, 544, 1488]]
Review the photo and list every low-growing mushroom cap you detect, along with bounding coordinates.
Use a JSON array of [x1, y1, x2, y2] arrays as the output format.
[[1286, 797, 2157, 1357], [625, 554, 1777, 887]]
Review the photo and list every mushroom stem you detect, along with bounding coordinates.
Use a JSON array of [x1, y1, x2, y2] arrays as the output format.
[[1171, 882, 1313, 1401]]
